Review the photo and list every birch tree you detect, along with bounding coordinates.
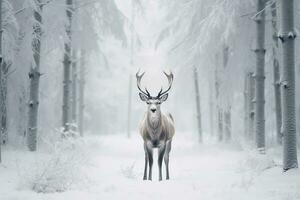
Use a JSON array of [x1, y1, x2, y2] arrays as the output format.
[[0, 0, 2, 161], [71, 0, 79, 132], [245, 72, 255, 141], [78, 49, 85, 137], [71, 49, 77, 130], [279, 0, 298, 171], [270, 1, 282, 145], [0, 0, 16, 145], [27, 0, 43, 151], [244, 73, 249, 137], [222, 44, 231, 141], [215, 56, 223, 142], [209, 78, 214, 136], [127, 0, 135, 139], [62, 0, 73, 134], [0, 60, 10, 145], [127, 0, 144, 138], [248, 72, 255, 140], [224, 108, 231, 141], [254, 0, 266, 153], [193, 65, 202, 142]]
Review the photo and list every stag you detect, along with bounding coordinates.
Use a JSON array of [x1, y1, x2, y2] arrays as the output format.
[[136, 70, 175, 181]]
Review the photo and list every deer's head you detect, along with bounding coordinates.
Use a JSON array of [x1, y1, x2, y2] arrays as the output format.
[[136, 70, 173, 118]]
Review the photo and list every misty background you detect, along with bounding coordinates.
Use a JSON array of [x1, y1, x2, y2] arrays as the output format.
[[1, 0, 300, 199]]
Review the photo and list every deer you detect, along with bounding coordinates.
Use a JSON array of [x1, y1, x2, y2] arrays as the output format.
[[136, 70, 175, 181]]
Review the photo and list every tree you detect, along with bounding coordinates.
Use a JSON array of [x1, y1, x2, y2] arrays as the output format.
[[0, 0, 17, 146], [78, 49, 85, 137], [244, 73, 249, 137], [270, 1, 282, 145], [222, 44, 231, 142], [244, 72, 256, 141], [193, 65, 202, 142], [209, 77, 214, 136], [224, 107, 231, 141], [27, 0, 43, 151], [62, 0, 73, 134], [127, 0, 135, 139], [127, 0, 144, 138], [71, 49, 77, 130], [71, 0, 79, 132], [0, 0, 2, 161], [0, 60, 10, 145], [279, 0, 298, 171], [254, 0, 266, 153], [247, 72, 255, 141], [215, 54, 223, 142]]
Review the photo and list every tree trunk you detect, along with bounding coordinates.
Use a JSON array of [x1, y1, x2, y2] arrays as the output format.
[[18, 86, 27, 140], [0, 61, 9, 145], [209, 79, 214, 136], [27, 1, 42, 151], [254, 0, 266, 153], [279, 0, 298, 171], [127, 0, 135, 138], [224, 108, 231, 142], [215, 54, 223, 142], [244, 73, 249, 137], [222, 44, 231, 141], [271, 1, 282, 145], [127, 75, 132, 138], [0, 0, 3, 161], [218, 109, 223, 141], [248, 72, 255, 141], [62, 0, 73, 134], [78, 49, 85, 137], [193, 66, 202, 142], [71, 49, 77, 129]]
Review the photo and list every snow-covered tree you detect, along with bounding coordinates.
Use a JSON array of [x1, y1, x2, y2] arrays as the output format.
[[27, 0, 43, 151], [254, 0, 266, 153], [193, 65, 202, 142], [270, 1, 282, 145], [62, 0, 73, 134], [279, 0, 298, 171]]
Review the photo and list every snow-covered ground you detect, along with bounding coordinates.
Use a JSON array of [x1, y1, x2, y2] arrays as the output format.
[[0, 134, 300, 200]]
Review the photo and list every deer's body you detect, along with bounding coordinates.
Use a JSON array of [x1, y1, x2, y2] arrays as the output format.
[[139, 112, 174, 147], [136, 70, 175, 181]]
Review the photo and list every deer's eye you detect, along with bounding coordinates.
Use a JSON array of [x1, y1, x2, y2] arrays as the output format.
[[146, 102, 150, 105]]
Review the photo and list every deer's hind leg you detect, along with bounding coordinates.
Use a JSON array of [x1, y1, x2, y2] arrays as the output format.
[[164, 140, 172, 180], [143, 142, 148, 180]]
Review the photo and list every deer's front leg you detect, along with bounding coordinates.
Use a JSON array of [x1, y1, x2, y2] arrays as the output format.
[[143, 142, 148, 180], [158, 142, 166, 181], [164, 140, 172, 180], [146, 141, 153, 180]]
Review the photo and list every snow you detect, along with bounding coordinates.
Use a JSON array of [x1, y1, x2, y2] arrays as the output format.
[[0, 134, 300, 200]]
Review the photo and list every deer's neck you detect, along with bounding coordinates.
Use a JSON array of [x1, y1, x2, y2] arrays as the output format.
[[147, 111, 162, 130]]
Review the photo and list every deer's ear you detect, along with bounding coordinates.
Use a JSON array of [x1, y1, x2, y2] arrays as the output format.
[[159, 93, 168, 102], [139, 93, 148, 101]]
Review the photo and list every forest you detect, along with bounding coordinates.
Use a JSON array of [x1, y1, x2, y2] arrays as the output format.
[[0, 0, 299, 199]]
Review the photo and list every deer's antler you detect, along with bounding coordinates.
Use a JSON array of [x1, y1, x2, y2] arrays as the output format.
[[136, 69, 151, 97], [157, 71, 173, 98]]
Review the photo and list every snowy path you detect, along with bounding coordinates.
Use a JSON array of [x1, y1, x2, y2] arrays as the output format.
[[1, 134, 300, 200]]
